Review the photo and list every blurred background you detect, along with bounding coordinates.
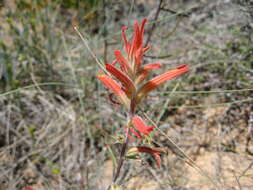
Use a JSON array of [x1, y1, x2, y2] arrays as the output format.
[[0, 0, 252, 189]]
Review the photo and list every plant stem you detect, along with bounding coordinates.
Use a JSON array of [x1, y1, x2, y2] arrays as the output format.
[[113, 127, 130, 183], [113, 109, 134, 183]]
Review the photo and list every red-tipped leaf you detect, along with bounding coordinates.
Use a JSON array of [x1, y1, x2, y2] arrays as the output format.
[[114, 50, 131, 72], [121, 26, 131, 55], [136, 146, 161, 167], [140, 18, 147, 41], [137, 64, 189, 102], [105, 64, 135, 96], [138, 62, 162, 75], [136, 62, 162, 84], [131, 116, 154, 135], [97, 74, 130, 109], [129, 19, 147, 60]]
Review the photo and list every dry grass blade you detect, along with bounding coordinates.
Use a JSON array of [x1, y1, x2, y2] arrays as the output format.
[[73, 26, 108, 74], [140, 109, 222, 190]]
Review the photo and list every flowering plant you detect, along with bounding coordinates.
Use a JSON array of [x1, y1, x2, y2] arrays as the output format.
[[97, 18, 189, 186]]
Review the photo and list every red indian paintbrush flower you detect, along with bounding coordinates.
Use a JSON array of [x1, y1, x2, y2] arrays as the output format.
[[97, 18, 189, 110], [96, 18, 190, 172]]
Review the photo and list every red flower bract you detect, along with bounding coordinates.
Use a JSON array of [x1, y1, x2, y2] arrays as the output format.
[[131, 115, 154, 135], [127, 146, 162, 167], [137, 64, 190, 103], [96, 74, 130, 109], [136, 146, 161, 167], [105, 63, 135, 96]]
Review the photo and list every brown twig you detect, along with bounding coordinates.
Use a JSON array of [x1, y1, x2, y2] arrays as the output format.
[[144, 54, 172, 59], [144, 0, 163, 47], [160, 7, 189, 17]]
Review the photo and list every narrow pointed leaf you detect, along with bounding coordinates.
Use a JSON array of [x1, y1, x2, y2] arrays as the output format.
[[136, 146, 161, 167], [134, 18, 147, 52], [97, 74, 130, 109], [141, 63, 162, 71], [137, 62, 162, 76], [137, 64, 189, 102], [129, 21, 140, 58], [140, 18, 147, 41], [136, 62, 162, 84], [106, 64, 135, 96], [143, 45, 151, 53], [132, 116, 154, 135], [121, 26, 131, 55], [114, 50, 131, 72]]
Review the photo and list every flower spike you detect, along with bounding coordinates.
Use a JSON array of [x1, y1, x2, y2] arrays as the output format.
[[96, 17, 189, 174]]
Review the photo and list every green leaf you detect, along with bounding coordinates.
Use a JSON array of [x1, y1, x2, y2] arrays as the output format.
[[51, 167, 61, 175]]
